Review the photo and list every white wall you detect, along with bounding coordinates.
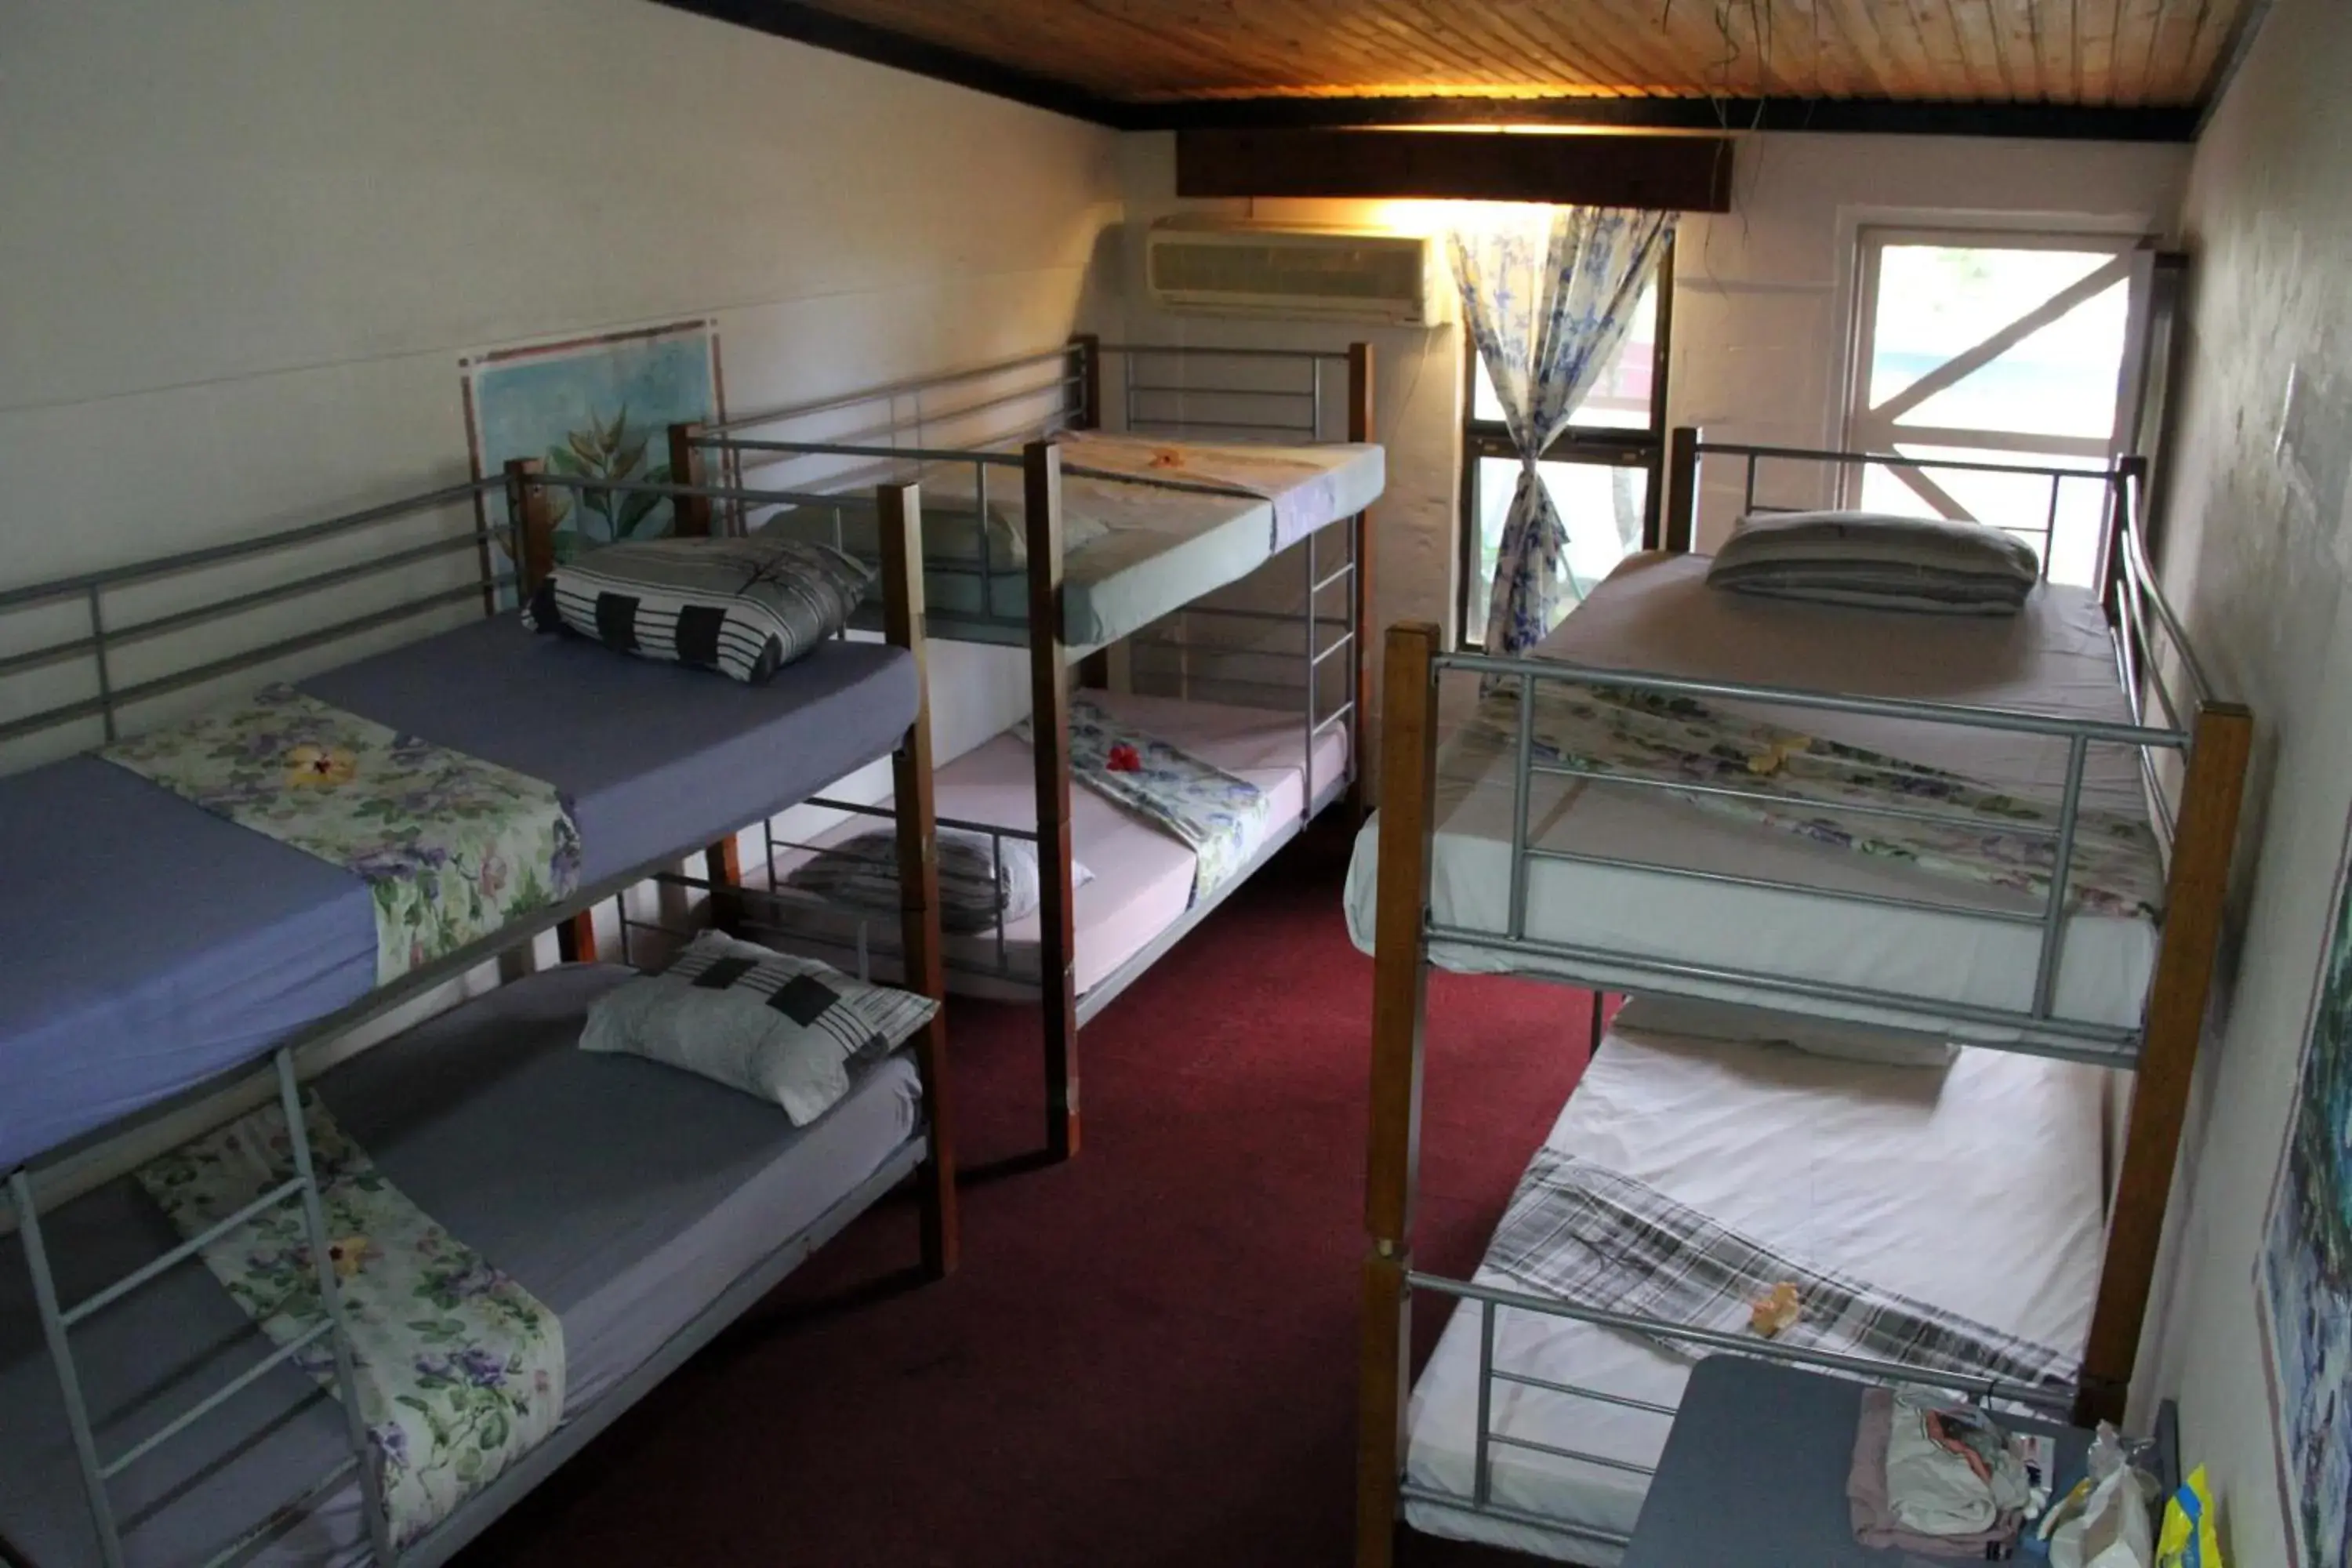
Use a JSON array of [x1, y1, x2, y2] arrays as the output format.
[[0, 0, 1122, 767], [2136, 0, 2352, 1559], [1671, 132, 2190, 544], [0, 0, 1118, 1207]]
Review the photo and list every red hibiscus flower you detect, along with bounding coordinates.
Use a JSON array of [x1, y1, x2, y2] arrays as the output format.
[[1106, 743, 1142, 773]]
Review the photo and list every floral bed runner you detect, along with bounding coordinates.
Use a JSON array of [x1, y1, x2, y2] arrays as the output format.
[[1062, 432, 1352, 552], [103, 684, 583, 983], [1017, 699, 1270, 906], [1457, 680, 2164, 919], [136, 1093, 563, 1551]]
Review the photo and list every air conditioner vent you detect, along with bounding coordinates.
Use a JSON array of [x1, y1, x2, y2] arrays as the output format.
[[1144, 221, 1449, 326]]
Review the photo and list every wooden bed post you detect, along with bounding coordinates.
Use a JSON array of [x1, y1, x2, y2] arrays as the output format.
[[1025, 440, 1082, 1163], [1662, 426, 1700, 554], [1069, 333, 1102, 431], [668, 422, 713, 539], [1347, 343, 1377, 818], [2074, 698, 2252, 1426], [1357, 621, 1440, 1568], [508, 457, 601, 966], [879, 480, 958, 1278]]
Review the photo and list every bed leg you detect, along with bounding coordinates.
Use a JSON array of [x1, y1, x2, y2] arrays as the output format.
[[1359, 622, 1440, 1568], [880, 481, 958, 1277], [504, 457, 557, 597], [1346, 342, 1377, 821], [1664, 426, 1699, 554], [704, 834, 744, 935], [669, 422, 712, 538], [2074, 699, 2251, 1426], [1026, 440, 1082, 1162], [554, 909, 597, 964]]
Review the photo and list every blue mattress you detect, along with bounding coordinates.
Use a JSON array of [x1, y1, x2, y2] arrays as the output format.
[[0, 617, 916, 1172]]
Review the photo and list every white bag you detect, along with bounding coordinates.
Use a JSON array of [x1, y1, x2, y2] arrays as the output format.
[[2049, 1460, 2155, 1568]]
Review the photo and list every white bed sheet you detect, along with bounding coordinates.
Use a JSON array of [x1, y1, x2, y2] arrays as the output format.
[[771, 689, 1349, 1000], [1345, 553, 2162, 1046], [1403, 1021, 2109, 1563]]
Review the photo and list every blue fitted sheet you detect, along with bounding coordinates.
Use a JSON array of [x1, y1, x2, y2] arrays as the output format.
[[0, 965, 925, 1568], [0, 617, 916, 1171]]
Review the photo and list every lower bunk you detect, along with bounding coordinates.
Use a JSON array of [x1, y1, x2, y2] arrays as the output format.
[[0, 964, 932, 1568], [1400, 1011, 2107, 1565], [756, 687, 1350, 1015]]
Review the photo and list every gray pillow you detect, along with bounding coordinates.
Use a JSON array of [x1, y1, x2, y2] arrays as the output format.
[[1706, 510, 2040, 615], [524, 535, 870, 683], [785, 826, 1093, 935], [756, 465, 1025, 572], [579, 931, 937, 1123], [1612, 995, 1958, 1070]]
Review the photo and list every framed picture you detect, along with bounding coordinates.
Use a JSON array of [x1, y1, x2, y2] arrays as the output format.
[[2258, 803, 2352, 1568], [461, 318, 725, 598]]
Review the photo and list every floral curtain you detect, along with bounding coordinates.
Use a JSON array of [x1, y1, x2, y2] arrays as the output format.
[[1450, 205, 1675, 654]]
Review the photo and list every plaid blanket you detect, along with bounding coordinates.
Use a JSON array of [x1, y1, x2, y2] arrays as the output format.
[[1482, 1149, 2079, 1396]]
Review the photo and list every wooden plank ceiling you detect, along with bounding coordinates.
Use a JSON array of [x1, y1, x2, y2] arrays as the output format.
[[771, 0, 2252, 113]]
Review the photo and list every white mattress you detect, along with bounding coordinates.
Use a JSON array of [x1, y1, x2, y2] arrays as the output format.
[[1345, 553, 2161, 1047], [851, 436, 1385, 649], [1404, 1021, 2108, 1563], [770, 689, 1350, 1000]]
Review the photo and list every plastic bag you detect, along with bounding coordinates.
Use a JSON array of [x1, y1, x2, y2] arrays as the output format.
[[2042, 1425, 2158, 1568], [2155, 1466, 2224, 1568]]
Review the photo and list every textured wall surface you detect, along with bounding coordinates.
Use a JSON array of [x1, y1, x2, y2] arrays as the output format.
[[2139, 0, 2352, 1559]]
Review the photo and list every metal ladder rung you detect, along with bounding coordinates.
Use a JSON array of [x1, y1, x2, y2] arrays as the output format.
[[102, 1319, 336, 1480], [64, 1175, 307, 1328]]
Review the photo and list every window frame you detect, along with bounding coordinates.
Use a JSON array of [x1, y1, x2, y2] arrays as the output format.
[[1456, 236, 1676, 650], [1842, 226, 2155, 512]]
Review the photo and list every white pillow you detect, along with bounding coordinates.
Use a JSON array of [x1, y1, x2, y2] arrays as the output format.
[[1707, 510, 2040, 615], [580, 931, 937, 1123], [1611, 995, 1958, 1070]]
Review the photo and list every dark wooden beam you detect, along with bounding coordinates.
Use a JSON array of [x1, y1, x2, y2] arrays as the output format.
[[652, 0, 1131, 126], [1178, 128, 1733, 212], [1144, 94, 2201, 142]]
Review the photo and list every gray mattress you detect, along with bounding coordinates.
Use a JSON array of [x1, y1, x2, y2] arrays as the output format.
[[0, 964, 925, 1568], [0, 615, 917, 1172]]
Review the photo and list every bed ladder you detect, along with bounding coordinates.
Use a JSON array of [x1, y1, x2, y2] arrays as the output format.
[[7, 1047, 396, 1567]]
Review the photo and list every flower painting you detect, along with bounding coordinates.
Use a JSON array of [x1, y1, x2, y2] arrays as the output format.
[[462, 319, 724, 600], [2259, 811, 2352, 1568]]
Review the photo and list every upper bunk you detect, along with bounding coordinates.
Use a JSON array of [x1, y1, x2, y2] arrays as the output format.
[[1347, 434, 2252, 1070], [0, 464, 930, 1178], [669, 336, 1385, 655]]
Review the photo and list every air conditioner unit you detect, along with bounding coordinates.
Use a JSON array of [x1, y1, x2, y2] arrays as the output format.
[[1145, 220, 1452, 327]]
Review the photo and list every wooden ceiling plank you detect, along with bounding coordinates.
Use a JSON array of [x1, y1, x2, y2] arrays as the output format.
[[1139, 92, 2198, 136], [1948, 0, 2015, 96], [2183, 0, 2249, 106], [2139, 0, 2209, 103], [2080, 0, 2124, 103], [1984, 0, 2044, 99], [1472, 2, 1622, 96], [1822, 0, 1935, 96], [1552, 0, 1709, 96]]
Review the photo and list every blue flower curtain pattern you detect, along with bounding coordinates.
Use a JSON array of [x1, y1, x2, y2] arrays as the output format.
[[1450, 205, 1675, 654]]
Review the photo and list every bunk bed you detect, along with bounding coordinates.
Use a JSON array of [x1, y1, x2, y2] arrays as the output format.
[[1348, 433, 2252, 1566], [674, 336, 1385, 1160], [0, 464, 955, 1566]]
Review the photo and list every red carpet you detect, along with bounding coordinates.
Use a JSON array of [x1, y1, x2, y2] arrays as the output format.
[[463, 826, 1592, 1566]]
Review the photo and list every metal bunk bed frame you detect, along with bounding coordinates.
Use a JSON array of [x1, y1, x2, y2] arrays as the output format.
[[676, 336, 1377, 1161], [1, 469, 954, 1567], [1352, 433, 2252, 1566]]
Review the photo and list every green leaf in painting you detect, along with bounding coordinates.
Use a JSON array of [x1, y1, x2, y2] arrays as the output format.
[[545, 445, 590, 478], [617, 488, 662, 537], [567, 429, 603, 468]]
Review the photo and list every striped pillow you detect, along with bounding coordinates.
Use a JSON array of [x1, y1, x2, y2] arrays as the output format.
[[785, 826, 1094, 935], [524, 535, 872, 683], [579, 931, 935, 1123]]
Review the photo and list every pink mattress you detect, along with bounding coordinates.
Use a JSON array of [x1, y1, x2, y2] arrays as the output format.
[[768, 690, 1348, 1000]]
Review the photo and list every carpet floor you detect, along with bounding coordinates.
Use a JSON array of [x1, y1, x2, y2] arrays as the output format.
[[463, 825, 1594, 1566]]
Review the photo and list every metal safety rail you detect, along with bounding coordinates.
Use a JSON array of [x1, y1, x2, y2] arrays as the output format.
[[1397, 1271, 2078, 1554], [0, 464, 919, 1566]]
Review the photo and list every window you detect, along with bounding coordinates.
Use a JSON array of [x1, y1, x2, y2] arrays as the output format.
[[1458, 241, 1673, 648], [1846, 230, 2152, 586]]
